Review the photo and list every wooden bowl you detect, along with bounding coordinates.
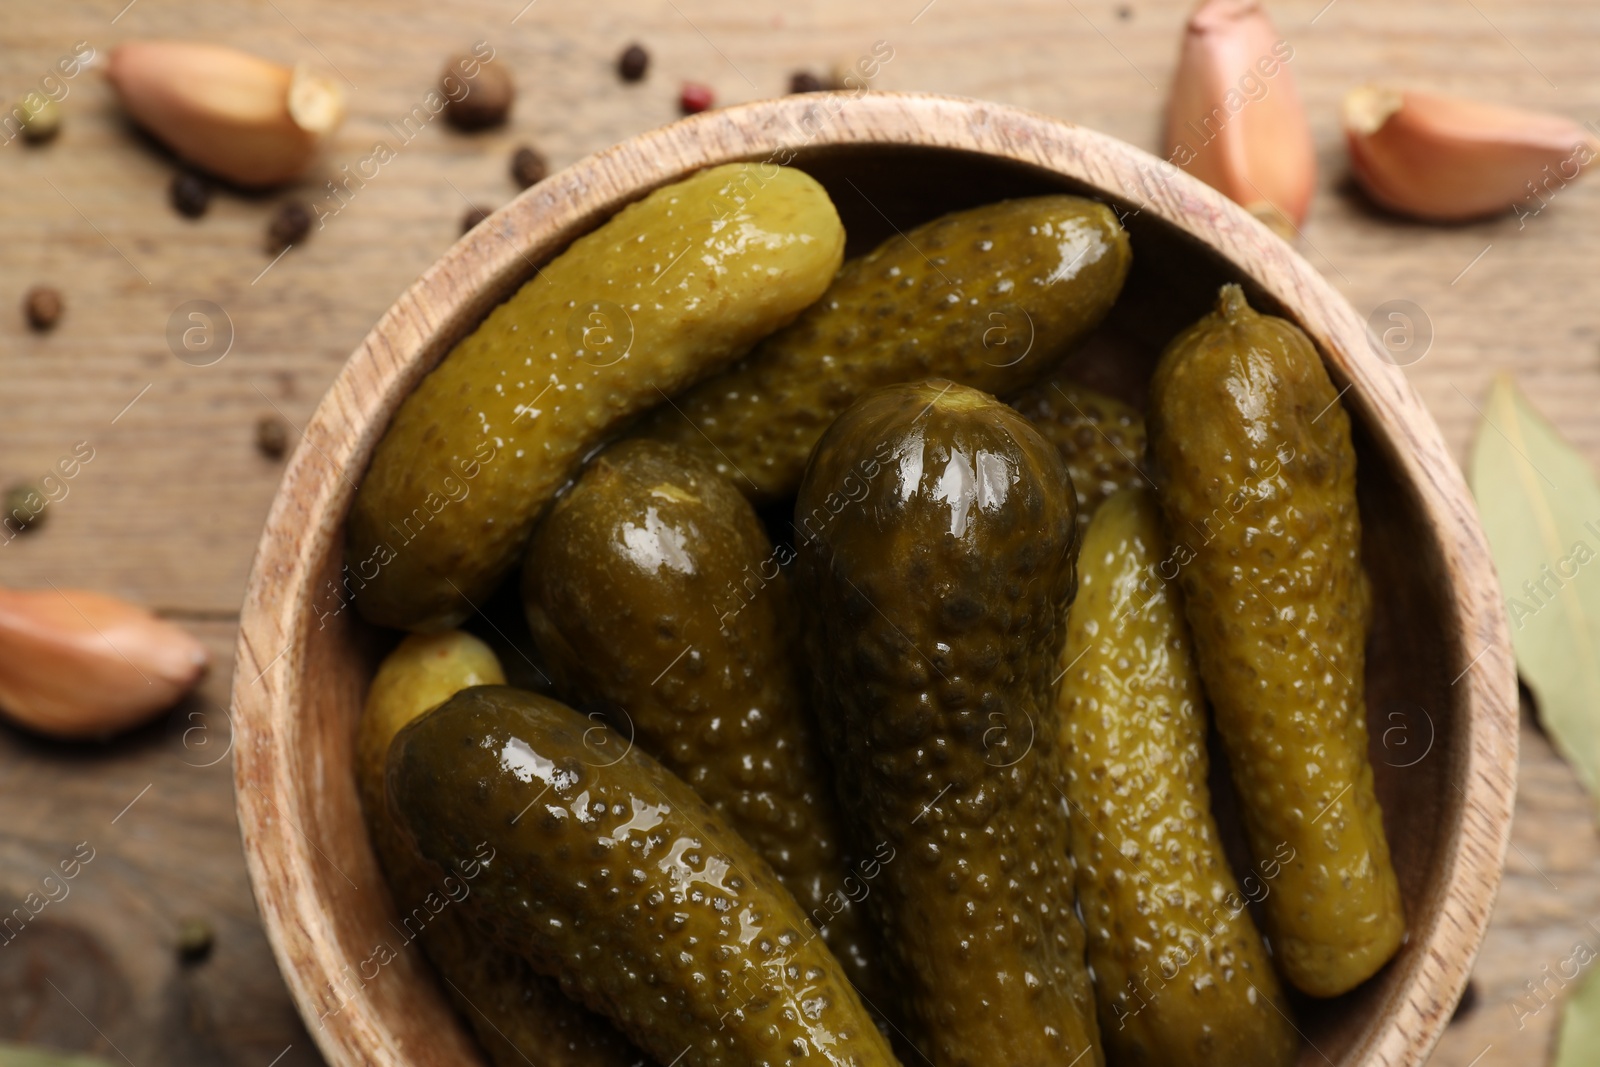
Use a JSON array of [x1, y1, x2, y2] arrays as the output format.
[[232, 92, 1517, 1067]]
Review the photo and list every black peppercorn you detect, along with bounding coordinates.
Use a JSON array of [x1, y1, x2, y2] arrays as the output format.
[[23, 286, 62, 331], [789, 70, 825, 94], [1449, 980, 1479, 1024], [618, 43, 649, 82], [170, 171, 212, 218], [461, 205, 493, 234], [255, 415, 290, 460], [267, 202, 313, 252], [444, 54, 514, 130], [510, 145, 549, 189]]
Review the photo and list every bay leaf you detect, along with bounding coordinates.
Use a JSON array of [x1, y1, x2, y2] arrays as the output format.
[[1468, 373, 1600, 800], [1556, 964, 1600, 1067], [0, 1043, 115, 1067]]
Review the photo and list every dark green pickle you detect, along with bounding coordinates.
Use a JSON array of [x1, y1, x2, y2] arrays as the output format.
[[1011, 373, 1148, 533], [355, 632, 642, 1067], [522, 438, 883, 1006], [388, 686, 897, 1067], [1147, 284, 1403, 997], [639, 196, 1131, 502], [457, 949, 647, 1067], [795, 379, 1102, 1067]]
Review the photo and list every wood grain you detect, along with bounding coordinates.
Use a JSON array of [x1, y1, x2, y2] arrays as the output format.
[[1, 2, 1594, 1065], [0, 623, 320, 1067]]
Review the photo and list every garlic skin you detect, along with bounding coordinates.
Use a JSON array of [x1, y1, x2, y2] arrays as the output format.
[[1163, 0, 1315, 238], [107, 41, 344, 188], [1343, 85, 1599, 222], [0, 587, 209, 739]]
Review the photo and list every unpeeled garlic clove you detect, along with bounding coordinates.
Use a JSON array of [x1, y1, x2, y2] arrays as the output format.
[[0, 586, 209, 739], [1163, 0, 1315, 238], [107, 40, 344, 188], [1343, 85, 1599, 222]]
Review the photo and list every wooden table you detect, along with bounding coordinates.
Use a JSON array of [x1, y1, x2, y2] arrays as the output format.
[[1, 1, 1594, 1063]]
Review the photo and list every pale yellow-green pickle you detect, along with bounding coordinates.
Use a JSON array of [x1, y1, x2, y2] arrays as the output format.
[[347, 163, 845, 631], [1147, 284, 1404, 997], [1058, 487, 1297, 1066]]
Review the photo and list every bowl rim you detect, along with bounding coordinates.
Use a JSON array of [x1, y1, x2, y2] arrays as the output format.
[[231, 89, 1517, 1067]]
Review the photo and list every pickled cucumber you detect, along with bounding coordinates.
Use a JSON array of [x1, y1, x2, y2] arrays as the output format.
[[1011, 374, 1148, 532], [357, 632, 506, 811], [356, 633, 641, 1067], [795, 379, 1101, 1067], [521, 438, 884, 1006], [348, 163, 846, 631], [1058, 488, 1297, 1066], [1147, 284, 1403, 997], [638, 196, 1131, 502], [388, 685, 897, 1067]]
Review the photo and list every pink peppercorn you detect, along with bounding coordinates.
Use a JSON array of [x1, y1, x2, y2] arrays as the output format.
[[679, 82, 714, 114]]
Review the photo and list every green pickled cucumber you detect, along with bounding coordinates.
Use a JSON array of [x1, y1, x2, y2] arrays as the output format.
[[357, 632, 507, 809], [388, 685, 897, 1067], [1011, 374, 1148, 532], [1058, 488, 1297, 1066], [348, 163, 846, 631], [356, 633, 641, 1067], [1147, 284, 1403, 997], [521, 438, 884, 1007], [795, 379, 1101, 1067], [638, 196, 1131, 503]]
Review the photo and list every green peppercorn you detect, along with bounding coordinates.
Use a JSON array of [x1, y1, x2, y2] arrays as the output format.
[[3, 484, 45, 533], [18, 95, 60, 143], [175, 916, 214, 963]]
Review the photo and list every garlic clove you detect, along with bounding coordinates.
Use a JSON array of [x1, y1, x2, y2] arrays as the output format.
[[107, 40, 345, 188], [287, 63, 345, 136], [1163, 0, 1316, 236], [1343, 85, 1599, 222], [0, 587, 209, 739]]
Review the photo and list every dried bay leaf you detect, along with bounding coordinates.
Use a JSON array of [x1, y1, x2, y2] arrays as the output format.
[[1556, 965, 1600, 1067], [1468, 373, 1600, 798], [0, 1044, 115, 1067]]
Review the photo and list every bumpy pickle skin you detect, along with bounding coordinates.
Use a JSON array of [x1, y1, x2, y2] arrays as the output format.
[[356, 633, 642, 1067], [1011, 374, 1148, 533], [348, 163, 845, 631], [521, 438, 884, 1007], [638, 196, 1131, 502], [387, 686, 897, 1067], [1058, 488, 1297, 1067], [1147, 284, 1403, 997], [794, 380, 1102, 1067]]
